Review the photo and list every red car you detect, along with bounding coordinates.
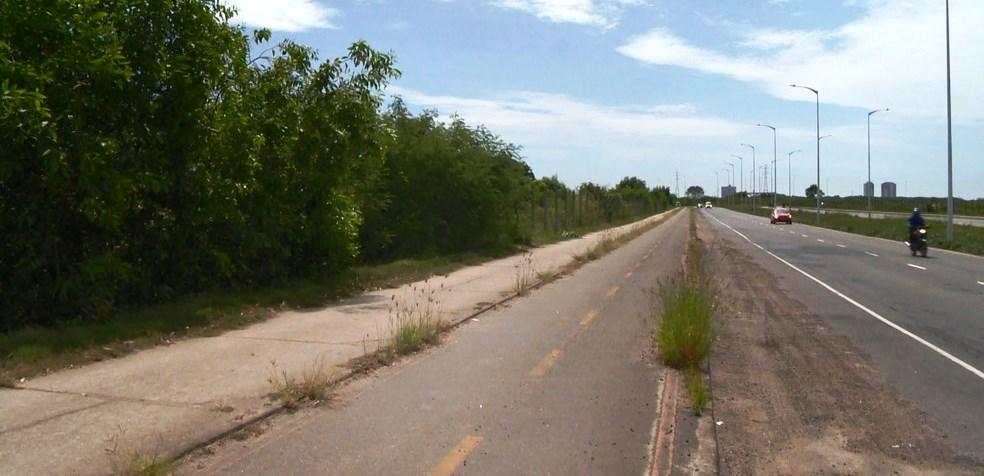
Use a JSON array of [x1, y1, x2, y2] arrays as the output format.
[[770, 207, 792, 224]]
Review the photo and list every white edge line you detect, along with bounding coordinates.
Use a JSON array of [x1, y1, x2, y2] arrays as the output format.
[[801, 234, 809, 238], [817, 239, 825, 243], [978, 281, 984, 286], [866, 251, 880, 257], [707, 213, 984, 381], [836, 244, 847, 248], [907, 263, 927, 270]]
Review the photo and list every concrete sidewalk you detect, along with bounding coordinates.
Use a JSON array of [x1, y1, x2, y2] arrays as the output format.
[[0, 210, 676, 475]]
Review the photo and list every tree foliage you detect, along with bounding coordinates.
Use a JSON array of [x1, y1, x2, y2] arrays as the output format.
[[0, 1, 676, 330]]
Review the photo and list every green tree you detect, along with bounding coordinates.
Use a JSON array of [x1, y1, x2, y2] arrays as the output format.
[[805, 184, 824, 198]]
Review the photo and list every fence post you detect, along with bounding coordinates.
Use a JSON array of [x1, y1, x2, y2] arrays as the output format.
[[530, 183, 536, 233], [542, 191, 548, 234], [554, 191, 560, 234], [563, 191, 569, 231]]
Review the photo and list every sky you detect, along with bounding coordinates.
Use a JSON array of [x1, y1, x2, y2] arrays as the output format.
[[224, 0, 984, 199]]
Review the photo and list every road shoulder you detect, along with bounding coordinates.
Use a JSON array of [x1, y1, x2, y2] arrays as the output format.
[[700, 213, 982, 474]]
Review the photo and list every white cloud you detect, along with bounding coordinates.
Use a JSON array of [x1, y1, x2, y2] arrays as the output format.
[[223, 0, 339, 32], [387, 85, 823, 190], [492, 0, 648, 28], [619, 0, 984, 120]]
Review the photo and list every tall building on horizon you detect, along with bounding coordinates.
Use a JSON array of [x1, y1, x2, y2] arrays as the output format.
[[863, 181, 874, 198], [881, 181, 897, 198]]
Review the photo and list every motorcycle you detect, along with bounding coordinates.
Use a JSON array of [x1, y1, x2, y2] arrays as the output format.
[[906, 227, 929, 257]]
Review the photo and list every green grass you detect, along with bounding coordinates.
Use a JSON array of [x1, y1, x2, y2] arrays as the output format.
[[655, 280, 714, 370], [722, 205, 984, 256], [652, 210, 715, 416], [0, 252, 505, 382], [685, 368, 709, 416]]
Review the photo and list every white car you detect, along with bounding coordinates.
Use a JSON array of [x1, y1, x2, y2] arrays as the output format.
[[704, 201, 713, 209]]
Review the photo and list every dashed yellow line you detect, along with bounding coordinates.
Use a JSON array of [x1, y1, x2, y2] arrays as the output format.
[[529, 349, 563, 377], [580, 309, 600, 327], [606, 285, 620, 298], [429, 435, 484, 476]]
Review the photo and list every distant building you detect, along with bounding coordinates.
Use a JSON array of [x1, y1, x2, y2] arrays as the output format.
[[721, 185, 736, 198], [881, 182, 897, 198], [863, 181, 874, 198]]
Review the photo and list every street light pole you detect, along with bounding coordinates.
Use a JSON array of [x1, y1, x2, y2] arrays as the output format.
[[790, 84, 821, 224], [741, 143, 756, 212], [787, 150, 801, 203], [757, 124, 777, 207], [867, 108, 889, 219], [730, 154, 744, 202], [945, 0, 954, 241]]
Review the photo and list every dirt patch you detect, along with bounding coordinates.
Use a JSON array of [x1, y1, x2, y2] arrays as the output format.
[[700, 215, 982, 475]]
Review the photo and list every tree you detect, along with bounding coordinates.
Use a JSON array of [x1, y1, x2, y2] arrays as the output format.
[[805, 184, 825, 198], [686, 186, 705, 199]]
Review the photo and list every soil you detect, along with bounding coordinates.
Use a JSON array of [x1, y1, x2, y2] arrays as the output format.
[[700, 216, 983, 475]]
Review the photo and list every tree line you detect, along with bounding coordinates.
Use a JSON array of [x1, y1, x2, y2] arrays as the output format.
[[0, 0, 674, 330]]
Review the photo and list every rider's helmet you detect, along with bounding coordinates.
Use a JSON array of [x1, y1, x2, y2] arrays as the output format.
[[913, 207, 921, 214]]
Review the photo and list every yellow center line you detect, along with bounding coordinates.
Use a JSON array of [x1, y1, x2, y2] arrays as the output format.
[[429, 435, 484, 476], [580, 309, 600, 327], [529, 349, 563, 377], [606, 285, 620, 298]]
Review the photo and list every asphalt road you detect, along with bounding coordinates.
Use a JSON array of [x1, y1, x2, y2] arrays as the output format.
[[702, 207, 984, 462], [787, 206, 984, 227], [186, 212, 690, 475]]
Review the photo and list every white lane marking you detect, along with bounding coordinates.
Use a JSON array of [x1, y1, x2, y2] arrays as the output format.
[[789, 231, 796, 235], [865, 251, 880, 257], [801, 234, 809, 238], [978, 281, 984, 286], [907, 263, 927, 270], [817, 239, 825, 243], [836, 244, 847, 248], [706, 213, 984, 382]]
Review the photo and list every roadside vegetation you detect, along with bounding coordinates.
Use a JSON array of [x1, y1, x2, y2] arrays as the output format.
[[653, 210, 714, 415], [722, 204, 984, 256], [0, 1, 677, 380], [713, 194, 984, 216]]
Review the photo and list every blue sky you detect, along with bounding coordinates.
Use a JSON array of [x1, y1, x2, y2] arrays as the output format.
[[226, 0, 984, 199]]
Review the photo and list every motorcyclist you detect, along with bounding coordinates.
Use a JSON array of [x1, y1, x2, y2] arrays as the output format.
[[907, 208, 925, 241]]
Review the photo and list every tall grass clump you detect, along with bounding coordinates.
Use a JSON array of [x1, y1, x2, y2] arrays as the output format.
[[389, 283, 443, 355], [655, 278, 713, 369], [653, 210, 714, 414]]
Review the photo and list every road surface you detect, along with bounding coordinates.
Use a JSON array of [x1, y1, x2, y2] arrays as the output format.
[[787, 206, 984, 228], [702, 208, 984, 464], [183, 212, 695, 475]]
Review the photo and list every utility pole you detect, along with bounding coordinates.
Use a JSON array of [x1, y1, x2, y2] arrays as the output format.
[[945, 0, 955, 241]]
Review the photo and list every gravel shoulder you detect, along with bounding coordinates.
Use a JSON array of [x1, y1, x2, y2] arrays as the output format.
[[700, 214, 983, 475]]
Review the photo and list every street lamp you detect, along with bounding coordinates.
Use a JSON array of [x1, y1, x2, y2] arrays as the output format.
[[867, 108, 889, 219], [787, 150, 801, 202], [757, 124, 777, 207], [729, 155, 744, 196], [945, 0, 954, 241], [790, 83, 821, 224], [741, 143, 756, 211]]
